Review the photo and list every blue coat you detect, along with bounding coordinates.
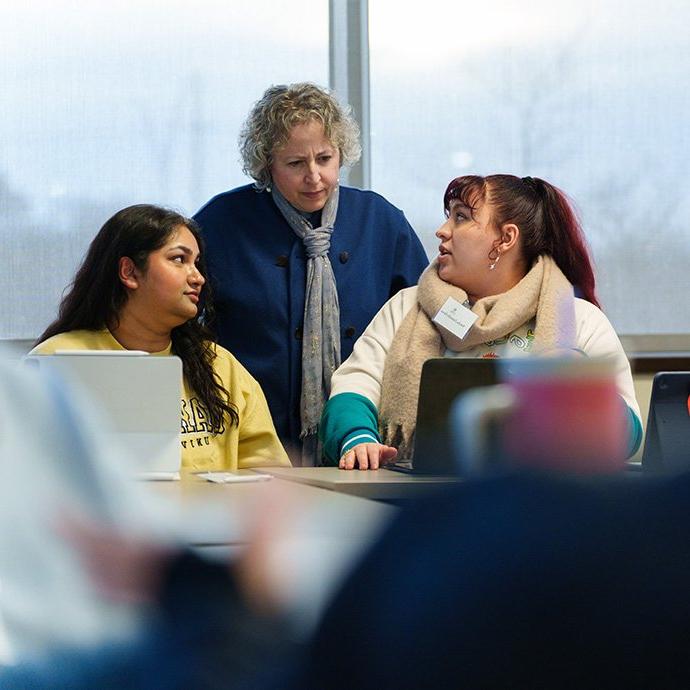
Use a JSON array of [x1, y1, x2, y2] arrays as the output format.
[[194, 184, 428, 446]]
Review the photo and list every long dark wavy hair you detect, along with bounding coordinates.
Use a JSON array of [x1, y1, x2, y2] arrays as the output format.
[[444, 174, 600, 308], [36, 204, 239, 430]]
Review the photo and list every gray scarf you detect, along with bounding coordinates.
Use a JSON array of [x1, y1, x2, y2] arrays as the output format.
[[271, 185, 341, 463]]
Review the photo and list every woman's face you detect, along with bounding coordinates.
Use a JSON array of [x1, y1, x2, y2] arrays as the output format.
[[436, 197, 501, 300], [270, 119, 340, 213], [128, 225, 205, 329]]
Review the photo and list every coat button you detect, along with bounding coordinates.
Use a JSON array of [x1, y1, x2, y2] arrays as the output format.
[[275, 255, 289, 267], [294, 327, 303, 340], [339, 251, 349, 264], [345, 326, 356, 338]]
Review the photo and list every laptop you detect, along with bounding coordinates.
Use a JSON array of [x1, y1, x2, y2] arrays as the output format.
[[25, 352, 182, 478], [386, 358, 503, 475], [641, 372, 690, 473]]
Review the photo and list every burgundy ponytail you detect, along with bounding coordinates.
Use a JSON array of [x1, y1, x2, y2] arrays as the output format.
[[526, 177, 600, 308]]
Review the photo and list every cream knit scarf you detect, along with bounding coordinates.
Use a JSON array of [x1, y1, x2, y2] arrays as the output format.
[[379, 255, 576, 459]]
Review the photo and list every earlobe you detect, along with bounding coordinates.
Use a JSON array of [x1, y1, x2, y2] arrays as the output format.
[[118, 256, 139, 290]]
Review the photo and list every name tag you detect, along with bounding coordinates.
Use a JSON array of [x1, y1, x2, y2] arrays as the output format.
[[432, 297, 477, 340]]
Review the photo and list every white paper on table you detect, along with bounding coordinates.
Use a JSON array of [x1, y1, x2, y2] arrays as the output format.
[[196, 472, 273, 484]]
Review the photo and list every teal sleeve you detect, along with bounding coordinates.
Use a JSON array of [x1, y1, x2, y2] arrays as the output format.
[[622, 397, 643, 459], [319, 393, 380, 465]]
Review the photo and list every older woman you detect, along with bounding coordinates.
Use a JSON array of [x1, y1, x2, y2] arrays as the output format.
[[321, 174, 643, 470], [194, 83, 428, 462]]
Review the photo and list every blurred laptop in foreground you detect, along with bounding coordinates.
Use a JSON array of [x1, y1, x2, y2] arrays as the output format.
[[26, 352, 182, 479]]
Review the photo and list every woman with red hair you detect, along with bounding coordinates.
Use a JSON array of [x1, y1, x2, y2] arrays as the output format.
[[321, 174, 642, 469]]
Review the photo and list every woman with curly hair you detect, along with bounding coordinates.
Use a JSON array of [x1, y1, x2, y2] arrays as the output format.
[[194, 83, 428, 463], [31, 204, 289, 473]]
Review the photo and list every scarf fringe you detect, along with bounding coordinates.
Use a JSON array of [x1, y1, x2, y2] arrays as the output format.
[[300, 426, 318, 440], [381, 422, 416, 461]]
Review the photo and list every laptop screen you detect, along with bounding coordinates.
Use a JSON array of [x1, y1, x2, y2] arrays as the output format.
[[26, 352, 182, 474], [412, 358, 501, 474]]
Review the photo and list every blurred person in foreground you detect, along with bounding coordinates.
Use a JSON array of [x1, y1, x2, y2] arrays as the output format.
[[3, 416, 690, 689], [31, 204, 289, 473], [320, 174, 642, 470], [0, 353, 302, 687], [300, 469, 690, 689], [194, 83, 428, 462], [0, 357, 178, 665], [0, 333, 685, 690]]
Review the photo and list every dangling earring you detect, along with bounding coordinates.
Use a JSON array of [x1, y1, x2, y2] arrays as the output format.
[[488, 247, 501, 271]]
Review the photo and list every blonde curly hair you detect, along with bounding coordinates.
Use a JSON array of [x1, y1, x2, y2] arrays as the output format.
[[239, 82, 362, 190]]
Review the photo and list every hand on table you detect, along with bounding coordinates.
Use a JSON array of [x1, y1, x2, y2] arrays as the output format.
[[339, 443, 398, 470]]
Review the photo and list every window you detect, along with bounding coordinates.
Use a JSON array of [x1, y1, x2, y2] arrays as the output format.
[[369, 0, 690, 334], [0, 1, 328, 338]]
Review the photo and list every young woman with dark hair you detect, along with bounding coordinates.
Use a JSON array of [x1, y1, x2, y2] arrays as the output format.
[[321, 174, 642, 470], [32, 204, 289, 472]]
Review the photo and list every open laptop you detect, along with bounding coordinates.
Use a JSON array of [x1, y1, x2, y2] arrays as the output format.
[[26, 352, 182, 478], [386, 358, 504, 475], [641, 372, 690, 473]]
